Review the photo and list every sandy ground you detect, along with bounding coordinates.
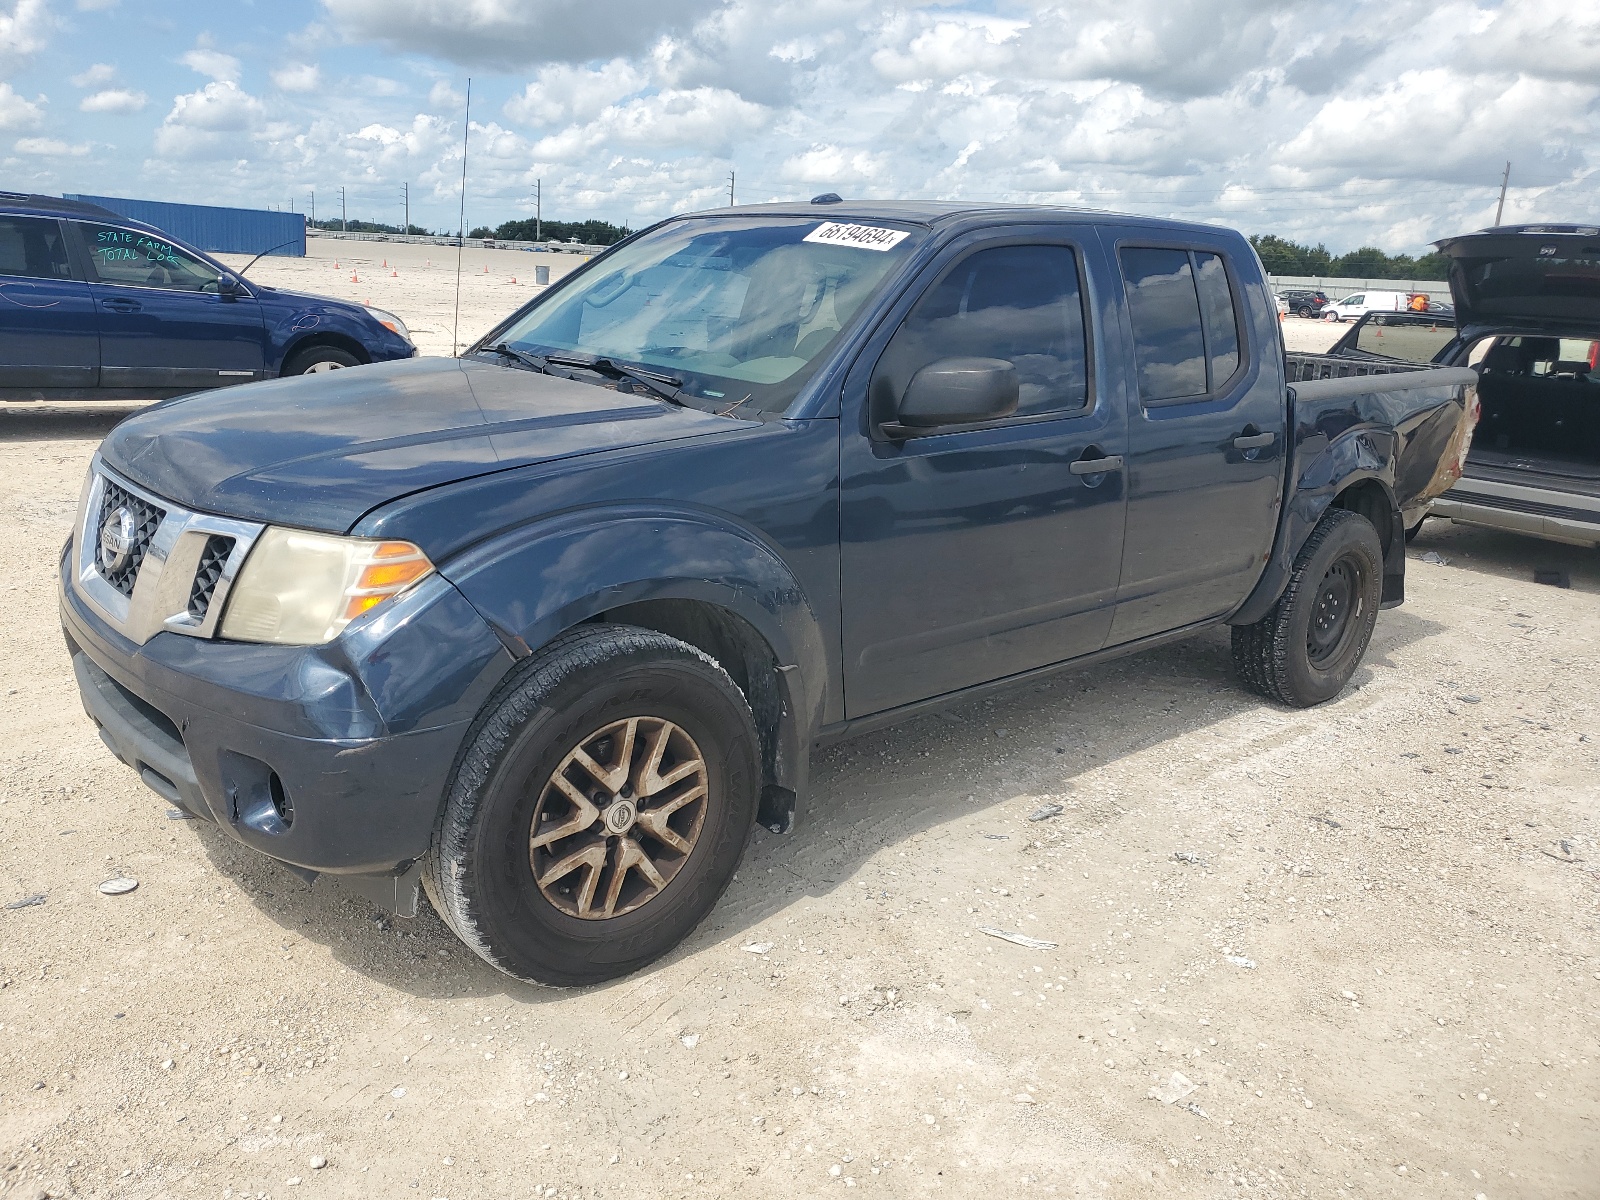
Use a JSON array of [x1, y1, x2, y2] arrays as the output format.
[[213, 238, 592, 359], [2, 319, 1597, 1200]]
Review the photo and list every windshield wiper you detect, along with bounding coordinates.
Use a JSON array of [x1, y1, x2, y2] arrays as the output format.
[[481, 343, 556, 373], [542, 354, 687, 406]]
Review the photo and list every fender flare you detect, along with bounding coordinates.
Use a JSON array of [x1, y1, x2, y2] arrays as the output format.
[[438, 504, 830, 810], [1230, 428, 1401, 627]]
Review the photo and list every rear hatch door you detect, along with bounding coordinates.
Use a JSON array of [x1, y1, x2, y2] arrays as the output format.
[[1435, 225, 1600, 334]]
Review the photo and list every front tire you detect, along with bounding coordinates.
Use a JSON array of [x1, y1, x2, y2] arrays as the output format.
[[424, 625, 760, 986], [1232, 509, 1384, 708], [283, 344, 361, 375]]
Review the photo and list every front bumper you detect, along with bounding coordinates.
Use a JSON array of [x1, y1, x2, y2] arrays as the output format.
[[60, 545, 513, 907]]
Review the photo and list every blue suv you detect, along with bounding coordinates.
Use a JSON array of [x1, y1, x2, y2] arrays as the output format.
[[0, 193, 415, 402]]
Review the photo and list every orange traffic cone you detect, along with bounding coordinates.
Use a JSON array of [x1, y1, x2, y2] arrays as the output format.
[[391, 270, 398, 277], [511, 276, 517, 284], [350, 273, 359, 282], [334, 261, 339, 269], [382, 259, 388, 267], [483, 264, 489, 274]]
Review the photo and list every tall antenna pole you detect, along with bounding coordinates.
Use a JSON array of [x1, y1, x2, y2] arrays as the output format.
[[1494, 161, 1511, 226], [453, 79, 472, 356], [535, 177, 541, 242], [728, 170, 735, 207]]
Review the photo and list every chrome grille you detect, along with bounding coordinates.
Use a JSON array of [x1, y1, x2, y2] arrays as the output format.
[[187, 535, 236, 620], [95, 480, 166, 597], [72, 459, 264, 647]]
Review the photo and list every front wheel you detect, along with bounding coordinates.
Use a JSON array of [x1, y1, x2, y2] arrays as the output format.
[[424, 625, 760, 986], [1232, 508, 1384, 707], [1296, 305, 1313, 318], [283, 344, 362, 375]]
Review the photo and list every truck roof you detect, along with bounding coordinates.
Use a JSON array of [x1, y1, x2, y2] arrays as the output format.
[[674, 198, 1244, 241]]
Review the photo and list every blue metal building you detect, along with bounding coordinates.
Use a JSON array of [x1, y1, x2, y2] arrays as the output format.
[[64, 194, 305, 257]]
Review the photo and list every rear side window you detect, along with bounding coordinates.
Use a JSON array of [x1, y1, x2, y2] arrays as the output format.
[[874, 244, 1090, 420], [76, 221, 222, 292], [0, 215, 72, 281], [1119, 247, 1246, 402]]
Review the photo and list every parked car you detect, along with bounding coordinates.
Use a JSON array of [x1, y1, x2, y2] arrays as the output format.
[[60, 200, 1476, 985], [1279, 288, 1329, 317], [1323, 225, 1599, 547], [1322, 289, 1409, 321], [0, 193, 415, 402]]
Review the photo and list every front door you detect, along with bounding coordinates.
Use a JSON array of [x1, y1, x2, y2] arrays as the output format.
[[0, 215, 98, 395], [71, 219, 266, 394], [840, 231, 1129, 716], [1104, 238, 1286, 644]]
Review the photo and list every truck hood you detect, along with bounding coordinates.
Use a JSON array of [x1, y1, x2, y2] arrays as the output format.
[[101, 357, 736, 532], [1436, 225, 1600, 335]]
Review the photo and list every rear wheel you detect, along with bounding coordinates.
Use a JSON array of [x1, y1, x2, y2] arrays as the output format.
[[283, 344, 361, 375], [1296, 305, 1313, 318], [423, 625, 760, 986], [1232, 509, 1384, 708]]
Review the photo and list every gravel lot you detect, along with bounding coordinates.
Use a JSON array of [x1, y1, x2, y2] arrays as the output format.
[[1, 315, 1596, 1200]]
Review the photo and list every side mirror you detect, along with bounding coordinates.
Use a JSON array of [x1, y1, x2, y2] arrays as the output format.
[[216, 274, 244, 300], [883, 356, 1019, 438]]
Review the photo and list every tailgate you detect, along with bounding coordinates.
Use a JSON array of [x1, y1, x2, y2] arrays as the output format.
[[1434, 226, 1600, 332]]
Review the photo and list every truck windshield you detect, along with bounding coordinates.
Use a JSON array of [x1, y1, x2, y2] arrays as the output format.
[[488, 215, 923, 413]]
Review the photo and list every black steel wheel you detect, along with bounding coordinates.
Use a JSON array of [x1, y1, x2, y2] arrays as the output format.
[[1232, 508, 1384, 707], [423, 625, 759, 986]]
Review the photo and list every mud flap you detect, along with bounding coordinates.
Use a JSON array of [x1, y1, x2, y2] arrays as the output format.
[[1381, 505, 1406, 609]]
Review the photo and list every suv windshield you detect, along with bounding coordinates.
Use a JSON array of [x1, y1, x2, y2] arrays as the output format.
[[486, 215, 923, 413]]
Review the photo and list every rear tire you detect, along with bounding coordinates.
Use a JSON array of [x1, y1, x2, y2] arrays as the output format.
[[1232, 509, 1384, 708], [283, 344, 361, 375], [424, 625, 760, 986]]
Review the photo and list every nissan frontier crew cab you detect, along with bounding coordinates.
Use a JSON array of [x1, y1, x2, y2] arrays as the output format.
[[61, 200, 1478, 986]]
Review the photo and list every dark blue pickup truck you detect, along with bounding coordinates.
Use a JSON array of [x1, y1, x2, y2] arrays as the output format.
[[0, 193, 415, 401], [60, 200, 1476, 985]]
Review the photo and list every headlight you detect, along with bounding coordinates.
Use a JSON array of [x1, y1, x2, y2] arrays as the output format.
[[368, 306, 411, 342], [219, 529, 433, 645]]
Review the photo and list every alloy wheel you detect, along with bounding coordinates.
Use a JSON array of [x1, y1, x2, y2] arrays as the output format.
[[529, 716, 709, 920]]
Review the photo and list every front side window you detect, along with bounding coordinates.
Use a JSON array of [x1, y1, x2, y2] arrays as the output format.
[[77, 222, 222, 292], [1119, 246, 1246, 402], [0, 215, 72, 281], [1343, 294, 1364, 306], [871, 244, 1090, 421], [492, 216, 923, 414]]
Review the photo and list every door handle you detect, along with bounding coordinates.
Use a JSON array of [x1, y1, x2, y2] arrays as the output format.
[[1233, 431, 1275, 450], [1069, 454, 1124, 475], [101, 298, 141, 313]]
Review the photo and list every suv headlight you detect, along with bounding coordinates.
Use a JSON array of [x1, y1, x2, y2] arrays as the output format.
[[368, 306, 411, 342], [219, 529, 433, 645]]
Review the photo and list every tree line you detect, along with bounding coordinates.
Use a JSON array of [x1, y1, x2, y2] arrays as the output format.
[[476, 218, 633, 245], [1248, 234, 1451, 280]]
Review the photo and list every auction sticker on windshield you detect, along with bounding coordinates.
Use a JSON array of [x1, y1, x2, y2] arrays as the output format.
[[804, 222, 910, 251]]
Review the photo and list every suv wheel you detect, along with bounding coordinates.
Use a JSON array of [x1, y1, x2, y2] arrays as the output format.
[[1231, 508, 1383, 708], [1296, 305, 1313, 318], [283, 344, 362, 375], [423, 625, 760, 986]]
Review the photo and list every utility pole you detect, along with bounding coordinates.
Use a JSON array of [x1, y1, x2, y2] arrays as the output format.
[[728, 170, 735, 207], [309, 191, 315, 225], [534, 178, 541, 242], [1495, 161, 1511, 226], [339, 185, 347, 233], [402, 182, 409, 235]]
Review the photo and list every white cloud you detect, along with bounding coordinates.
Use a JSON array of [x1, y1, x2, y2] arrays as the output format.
[[0, 81, 43, 129], [155, 80, 265, 158], [781, 144, 885, 184], [15, 136, 90, 156], [504, 59, 649, 127], [80, 87, 146, 114], [534, 87, 770, 160], [272, 62, 321, 92], [76, 0, 120, 9], [0, 0, 50, 67], [70, 62, 116, 87], [182, 47, 242, 83], [428, 79, 463, 109]]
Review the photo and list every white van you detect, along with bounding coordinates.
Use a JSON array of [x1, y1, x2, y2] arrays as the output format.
[[1322, 289, 1408, 322]]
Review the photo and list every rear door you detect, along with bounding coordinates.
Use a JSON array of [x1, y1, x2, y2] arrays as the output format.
[[70, 219, 267, 394], [1105, 237, 1285, 644], [838, 227, 1129, 715], [0, 214, 98, 394]]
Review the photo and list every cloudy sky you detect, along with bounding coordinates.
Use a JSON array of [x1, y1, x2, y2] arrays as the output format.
[[2, 0, 1596, 252]]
